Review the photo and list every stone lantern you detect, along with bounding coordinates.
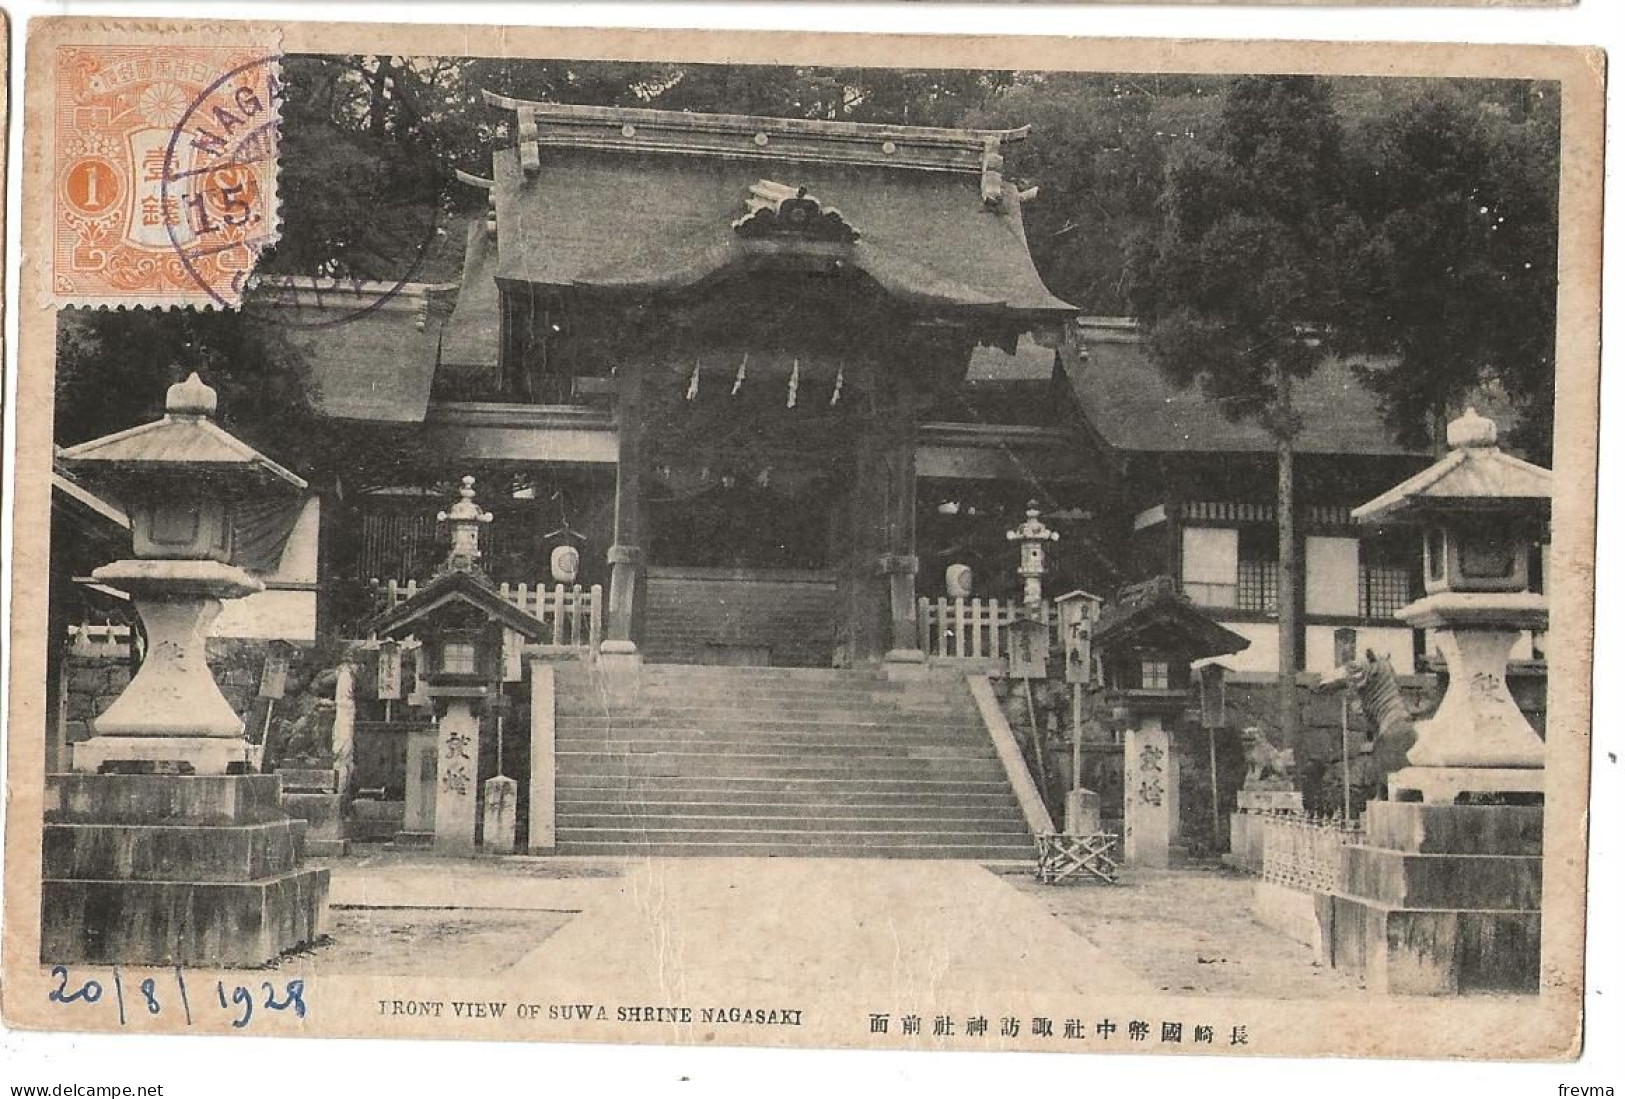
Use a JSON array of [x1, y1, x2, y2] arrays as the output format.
[[1092, 577, 1249, 868], [437, 474, 493, 573], [1331, 408, 1552, 995], [366, 478, 550, 855], [1350, 407, 1551, 802], [45, 373, 328, 966], [58, 372, 308, 772], [1006, 501, 1059, 609]]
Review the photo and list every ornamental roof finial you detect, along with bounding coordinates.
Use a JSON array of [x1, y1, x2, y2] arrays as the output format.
[[1446, 407, 1499, 450], [165, 372, 218, 419]]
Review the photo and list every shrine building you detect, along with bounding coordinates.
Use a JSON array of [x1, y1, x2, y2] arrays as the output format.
[[55, 99, 1549, 858], [268, 97, 1109, 668]]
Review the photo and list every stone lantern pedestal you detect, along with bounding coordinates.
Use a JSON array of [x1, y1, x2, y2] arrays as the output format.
[[1329, 409, 1550, 994], [69, 559, 262, 774], [43, 374, 329, 966]]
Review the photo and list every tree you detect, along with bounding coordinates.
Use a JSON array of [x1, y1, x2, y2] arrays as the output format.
[[968, 73, 1226, 314], [1124, 75, 1364, 762], [1337, 81, 1560, 462]]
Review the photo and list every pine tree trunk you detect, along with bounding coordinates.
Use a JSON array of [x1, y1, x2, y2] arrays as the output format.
[[1275, 368, 1300, 778]]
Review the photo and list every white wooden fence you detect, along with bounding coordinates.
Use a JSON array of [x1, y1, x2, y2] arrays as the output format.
[[373, 578, 602, 650], [915, 597, 1065, 661]]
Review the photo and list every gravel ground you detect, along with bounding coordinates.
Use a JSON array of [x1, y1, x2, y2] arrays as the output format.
[[269, 906, 576, 976], [1001, 865, 1370, 999]]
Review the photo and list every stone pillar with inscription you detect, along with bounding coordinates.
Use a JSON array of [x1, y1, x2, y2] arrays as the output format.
[[399, 726, 438, 843], [1123, 717, 1173, 869], [482, 775, 519, 855], [433, 698, 482, 855]]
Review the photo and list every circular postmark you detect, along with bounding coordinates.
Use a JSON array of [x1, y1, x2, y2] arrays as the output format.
[[163, 54, 443, 329], [160, 55, 282, 310]]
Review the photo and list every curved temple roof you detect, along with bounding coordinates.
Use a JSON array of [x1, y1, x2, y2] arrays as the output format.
[[470, 97, 1075, 319]]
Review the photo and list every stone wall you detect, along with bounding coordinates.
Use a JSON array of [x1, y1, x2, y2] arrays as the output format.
[[643, 567, 837, 667], [59, 638, 312, 755], [60, 655, 133, 753]]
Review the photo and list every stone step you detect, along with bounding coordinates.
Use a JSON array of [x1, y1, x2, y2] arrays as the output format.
[[638, 707, 974, 724], [555, 774, 1016, 795], [553, 663, 1018, 859], [638, 684, 952, 702], [633, 705, 968, 721], [556, 726, 986, 743], [555, 795, 1023, 814], [558, 716, 985, 736], [551, 839, 1033, 859], [555, 758, 1009, 781], [559, 812, 1028, 833], [554, 740, 996, 759]]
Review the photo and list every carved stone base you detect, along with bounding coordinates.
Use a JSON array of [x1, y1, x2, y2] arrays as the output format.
[[41, 773, 328, 966], [1329, 800, 1542, 994], [73, 736, 258, 776], [1388, 766, 1544, 804]]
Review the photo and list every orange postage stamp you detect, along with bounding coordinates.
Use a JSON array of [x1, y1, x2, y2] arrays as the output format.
[[50, 37, 282, 308]]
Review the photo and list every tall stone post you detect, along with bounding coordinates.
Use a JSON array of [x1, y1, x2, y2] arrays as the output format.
[[603, 367, 646, 660], [880, 407, 925, 665], [45, 374, 329, 965], [432, 697, 482, 854], [1123, 716, 1173, 869], [527, 659, 557, 851], [400, 725, 438, 841]]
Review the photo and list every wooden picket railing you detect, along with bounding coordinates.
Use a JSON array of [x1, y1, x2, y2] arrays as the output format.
[[372, 578, 602, 650], [916, 597, 1064, 661]]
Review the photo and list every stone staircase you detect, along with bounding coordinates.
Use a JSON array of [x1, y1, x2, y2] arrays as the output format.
[[552, 663, 1034, 858]]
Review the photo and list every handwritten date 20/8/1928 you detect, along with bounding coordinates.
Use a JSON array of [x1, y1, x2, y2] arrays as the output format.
[[48, 965, 306, 1030]]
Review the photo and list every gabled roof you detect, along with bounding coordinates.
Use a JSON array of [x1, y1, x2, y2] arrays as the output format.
[[365, 568, 552, 642], [1093, 576, 1251, 661], [1072, 319, 1423, 458], [59, 374, 307, 489], [477, 98, 1073, 320], [252, 280, 447, 423], [965, 335, 1056, 384]]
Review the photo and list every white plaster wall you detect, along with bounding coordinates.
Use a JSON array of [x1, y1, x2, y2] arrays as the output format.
[[1207, 620, 1417, 677], [1209, 620, 1278, 675], [1305, 536, 1360, 617], [212, 590, 318, 641], [1305, 624, 1415, 675], [1182, 526, 1239, 607], [213, 497, 320, 641]]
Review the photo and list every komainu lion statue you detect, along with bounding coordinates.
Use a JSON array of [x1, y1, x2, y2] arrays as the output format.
[[1342, 650, 1420, 779], [1240, 726, 1293, 786]]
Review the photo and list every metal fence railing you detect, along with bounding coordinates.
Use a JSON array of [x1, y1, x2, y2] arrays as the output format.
[[1254, 811, 1365, 894]]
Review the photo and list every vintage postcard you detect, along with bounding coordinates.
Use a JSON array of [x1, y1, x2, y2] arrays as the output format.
[[2, 19, 1603, 1063]]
